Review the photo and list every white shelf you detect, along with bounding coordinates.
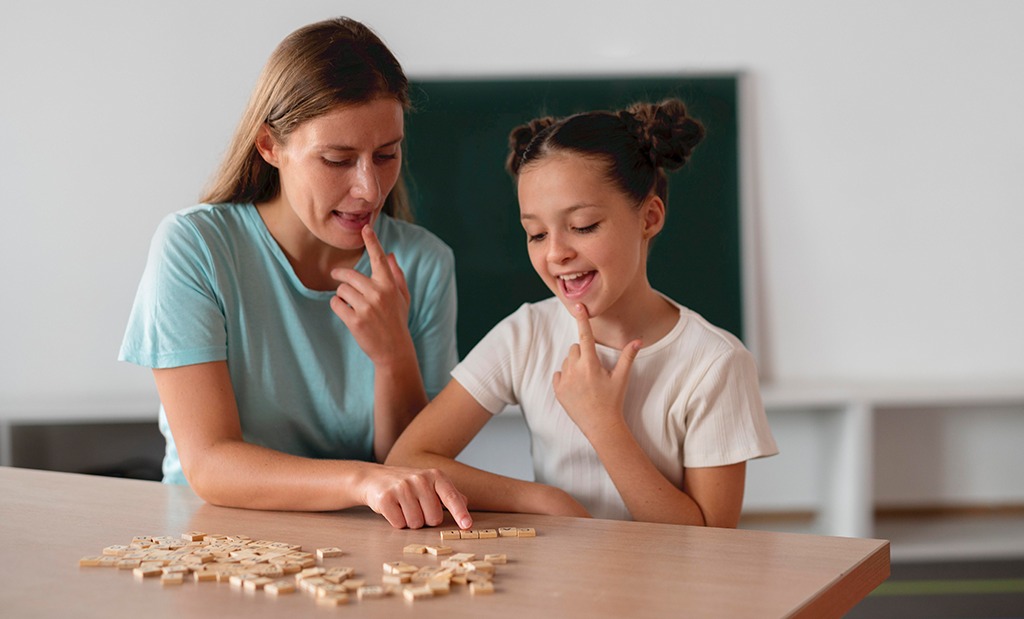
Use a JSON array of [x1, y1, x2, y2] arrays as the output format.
[[760, 379, 1024, 540]]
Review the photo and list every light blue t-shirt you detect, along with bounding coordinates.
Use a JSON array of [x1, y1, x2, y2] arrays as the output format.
[[119, 203, 458, 485]]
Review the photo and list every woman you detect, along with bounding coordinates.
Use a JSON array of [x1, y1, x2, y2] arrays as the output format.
[[120, 17, 471, 531]]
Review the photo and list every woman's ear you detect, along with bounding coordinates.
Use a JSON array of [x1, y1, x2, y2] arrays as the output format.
[[642, 195, 666, 239], [254, 124, 281, 168]]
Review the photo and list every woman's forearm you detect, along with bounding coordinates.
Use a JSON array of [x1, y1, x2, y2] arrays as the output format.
[[185, 441, 376, 511], [370, 342, 428, 462]]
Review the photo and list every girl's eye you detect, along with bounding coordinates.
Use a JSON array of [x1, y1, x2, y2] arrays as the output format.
[[322, 158, 353, 167], [374, 152, 399, 162], [574, 222, 600, 234], [527, 232, 547, 243]]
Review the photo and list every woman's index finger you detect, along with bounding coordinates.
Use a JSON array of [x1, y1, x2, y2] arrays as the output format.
[[361, 224, 391, 278]]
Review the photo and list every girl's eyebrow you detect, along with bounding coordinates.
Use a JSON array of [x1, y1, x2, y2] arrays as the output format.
[[321, 136, 403, 151], [520, 203, 600, 221]]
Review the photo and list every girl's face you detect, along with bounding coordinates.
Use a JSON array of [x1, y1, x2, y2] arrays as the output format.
[[260, 98, 404, 253], [518, 154, 661, 319]]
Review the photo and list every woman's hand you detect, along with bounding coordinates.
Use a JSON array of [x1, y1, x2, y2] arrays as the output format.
[[359, 464, 473, 530], [330, 225, 414, 366], [552, 303, 641, 439]]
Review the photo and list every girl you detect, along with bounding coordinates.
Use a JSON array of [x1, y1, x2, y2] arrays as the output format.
[[119, 17, 471, 531], [388, 99, 777, 526]]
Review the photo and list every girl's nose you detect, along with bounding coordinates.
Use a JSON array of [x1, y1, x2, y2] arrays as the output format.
[[547, 232, 575, 264]]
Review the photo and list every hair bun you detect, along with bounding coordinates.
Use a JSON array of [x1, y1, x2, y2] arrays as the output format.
[[506, 117, 556, 175], [623, 99, 705, 171]]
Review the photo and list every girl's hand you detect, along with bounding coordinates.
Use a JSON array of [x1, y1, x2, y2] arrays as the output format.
[[360, 464, 473, 530], [330, 225, 414, 366], [552, 303, 641, 439]]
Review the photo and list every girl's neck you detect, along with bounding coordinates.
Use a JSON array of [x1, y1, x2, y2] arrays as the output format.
[[589, 287, 679, 351]]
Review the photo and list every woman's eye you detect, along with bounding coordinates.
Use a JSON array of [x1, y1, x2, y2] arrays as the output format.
[[374, 152, 399, 162], [322, 158, 353, 167], [574, 223, 600, 234], [527, 232, 547, 243]]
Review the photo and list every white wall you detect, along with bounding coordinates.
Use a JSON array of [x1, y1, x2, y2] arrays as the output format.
[[2, 1, 1022, 508]]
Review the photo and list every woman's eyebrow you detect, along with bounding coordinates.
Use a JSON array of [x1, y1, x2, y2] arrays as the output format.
[[321, 136, 404, 151]]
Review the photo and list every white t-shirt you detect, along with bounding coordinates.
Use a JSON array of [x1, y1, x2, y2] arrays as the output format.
[[451, 296, 778, 520]]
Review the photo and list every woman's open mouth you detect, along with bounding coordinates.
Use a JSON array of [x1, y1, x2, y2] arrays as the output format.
[[332, 210, 372, 231]]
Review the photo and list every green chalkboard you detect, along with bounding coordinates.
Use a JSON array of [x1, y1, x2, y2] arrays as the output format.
[[404, 76, 742, 358]]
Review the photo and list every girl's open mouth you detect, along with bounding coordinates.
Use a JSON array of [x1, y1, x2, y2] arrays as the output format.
[[558, 271, 596, 298]]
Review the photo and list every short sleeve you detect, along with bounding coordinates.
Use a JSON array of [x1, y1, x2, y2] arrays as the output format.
[[681, 347, 779, 467], [450, 304, 533, 415], [118, 213, 227, 368], [406, 242, 459, 400]]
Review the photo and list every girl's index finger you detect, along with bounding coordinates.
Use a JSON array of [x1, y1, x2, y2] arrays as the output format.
[[573, 303, 598, 355]]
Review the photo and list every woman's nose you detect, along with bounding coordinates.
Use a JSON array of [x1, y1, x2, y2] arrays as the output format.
[[351, 160, 381, 203]]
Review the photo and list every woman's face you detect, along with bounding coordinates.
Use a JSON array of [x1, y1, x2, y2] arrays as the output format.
[[264, 98, 404, 253], [518, 153, 656, 319]]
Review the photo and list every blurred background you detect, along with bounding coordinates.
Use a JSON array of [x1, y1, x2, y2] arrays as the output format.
[[2, 2, 1023, 598]]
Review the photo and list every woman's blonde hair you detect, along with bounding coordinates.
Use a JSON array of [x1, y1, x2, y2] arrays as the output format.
[[202, 17, 412, 220]]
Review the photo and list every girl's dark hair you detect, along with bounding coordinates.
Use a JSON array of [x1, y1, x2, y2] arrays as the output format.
[[506, 98, 705, 207], [202, 17, 412, 220]]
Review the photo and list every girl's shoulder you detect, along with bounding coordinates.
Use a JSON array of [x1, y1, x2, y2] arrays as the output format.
[[487, 297, 571, 347], [656, 294, 750, 358], [510, 296, 567, 327]]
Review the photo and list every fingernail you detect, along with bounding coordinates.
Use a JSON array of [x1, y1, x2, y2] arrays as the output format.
[[460, 517, 472, 529]]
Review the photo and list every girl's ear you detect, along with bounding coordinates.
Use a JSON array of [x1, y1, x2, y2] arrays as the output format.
[[641, 195, 666, 239], [254, 124, 281, 168]]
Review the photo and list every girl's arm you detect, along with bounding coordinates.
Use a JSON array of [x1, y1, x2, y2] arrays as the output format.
[[153, 360, 472, 530], [385, 380, 590, 518], [554, 303, 746, 527], [576, 419, 746, 527]]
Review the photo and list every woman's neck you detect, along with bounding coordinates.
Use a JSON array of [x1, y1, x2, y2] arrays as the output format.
[[256, 199, 364, 291]]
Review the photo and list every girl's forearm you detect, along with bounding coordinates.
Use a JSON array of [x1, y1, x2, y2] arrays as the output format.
[[583, 421, 707, 525], [386, 449, 587, 517]]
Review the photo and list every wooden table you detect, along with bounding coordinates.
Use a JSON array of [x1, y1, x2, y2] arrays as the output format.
[[0, 467, 889, 618]]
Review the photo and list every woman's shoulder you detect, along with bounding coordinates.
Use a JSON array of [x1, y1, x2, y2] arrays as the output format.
[[157, 203, 255, 237], [377, 215, 454, 261], [150, 203, 262, 263]]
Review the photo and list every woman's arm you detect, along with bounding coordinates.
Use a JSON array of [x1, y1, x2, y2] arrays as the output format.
[[553, 303, 746, 527], [386, 380, 590, 518], [330, 226, 429, 461], [153, 360, 471, 529]]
